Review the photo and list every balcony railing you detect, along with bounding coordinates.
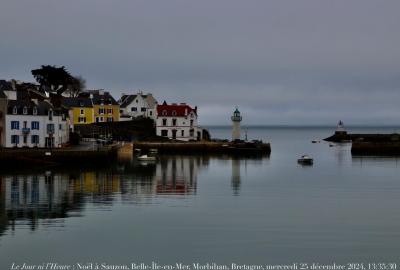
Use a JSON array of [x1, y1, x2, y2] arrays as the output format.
[[22, 128, 30, 134]]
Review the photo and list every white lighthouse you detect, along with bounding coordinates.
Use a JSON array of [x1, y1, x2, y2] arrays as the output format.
[[231, 106, 242, 141], [335, 120, 347, 135]]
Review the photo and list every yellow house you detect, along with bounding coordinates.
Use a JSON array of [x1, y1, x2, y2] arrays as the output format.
[[87, 90, 120, 123], [62, 97, 94, 125]]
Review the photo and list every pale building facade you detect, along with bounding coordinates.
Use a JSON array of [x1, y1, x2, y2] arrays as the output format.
[[156, 101, 202, 141], [119, 92, 157, 121], [5, 100, 69, 148], [231, 107, 242, 141]]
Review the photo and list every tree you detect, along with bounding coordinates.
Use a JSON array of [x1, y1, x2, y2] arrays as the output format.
[[65, 75, 86, 97], [31, 65, 85, 96]]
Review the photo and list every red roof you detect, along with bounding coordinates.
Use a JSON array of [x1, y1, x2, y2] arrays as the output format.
[[157, 101, 197, 117]]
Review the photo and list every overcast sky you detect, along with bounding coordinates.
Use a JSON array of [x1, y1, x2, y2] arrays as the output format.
[[1, 0, 400, 125]]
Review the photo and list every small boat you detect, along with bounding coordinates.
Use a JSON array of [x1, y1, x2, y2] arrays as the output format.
[[137, 155, 156, 161], [311, 140, 320, 143], [297, 155, 313, 165], [329, 143, 335, 147], [149, 148, 158, 154]]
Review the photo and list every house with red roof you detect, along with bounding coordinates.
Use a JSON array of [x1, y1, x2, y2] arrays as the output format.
[[156, 101, 203, 141]]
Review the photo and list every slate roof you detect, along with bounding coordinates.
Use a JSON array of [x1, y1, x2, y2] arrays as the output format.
[[62, 97, 93, 108], [0, 80, 12, 91], [7, 100, 57, 116], [82, 90, 118, 105], [119, 95, 137, 108], [119, 93, 157, 108]]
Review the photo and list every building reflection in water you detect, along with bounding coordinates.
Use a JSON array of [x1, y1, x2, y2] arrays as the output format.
[[0, 154, 266, 235], [0, 155, 208, 234]]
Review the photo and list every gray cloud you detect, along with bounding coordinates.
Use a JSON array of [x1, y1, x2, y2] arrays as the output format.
[[1, 0, 400, 125]]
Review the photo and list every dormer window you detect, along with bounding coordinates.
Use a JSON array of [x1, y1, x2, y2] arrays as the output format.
[[48, 109, 53, 121], [13, 106, 17, 114], [23, 106, 28, 115], [33, 107, 37, 115], [172, 110, 177, 116], [162, 110, 167, 116]]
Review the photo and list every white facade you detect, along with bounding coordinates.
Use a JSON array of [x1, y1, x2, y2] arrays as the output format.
[[231, 107, 242, 141], [119, 92, 157, 121], [5, 111, 69, 148], [155, 103, 202, 141]]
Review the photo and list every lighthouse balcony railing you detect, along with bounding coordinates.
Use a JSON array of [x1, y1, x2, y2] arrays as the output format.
[[231, 116, 242, 121]]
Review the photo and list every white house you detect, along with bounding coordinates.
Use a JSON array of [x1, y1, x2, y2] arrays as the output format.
[[119, 91, 157, 121], [5, 99, 69, 148], [156, 101, 203, 141]]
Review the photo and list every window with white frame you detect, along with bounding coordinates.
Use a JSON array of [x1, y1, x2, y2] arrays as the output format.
[[31, 121, 39, 130], [11, 121, 19, 130]]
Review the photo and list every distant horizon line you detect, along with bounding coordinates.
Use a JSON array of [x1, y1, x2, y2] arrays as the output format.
[[204, 124, 400, 128]]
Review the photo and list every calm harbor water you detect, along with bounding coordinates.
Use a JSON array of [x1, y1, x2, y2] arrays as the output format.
[[1, 126, 400, 266]]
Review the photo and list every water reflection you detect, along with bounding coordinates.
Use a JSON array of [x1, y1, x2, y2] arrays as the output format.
[[0, 154, 267, 236], [231, 159, 241, 195]]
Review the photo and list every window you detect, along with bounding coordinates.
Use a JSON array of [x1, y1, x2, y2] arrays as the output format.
[[136, 99, 138, 103], [190, 129, 194, 137], [33, 107, 37, 115], [11, 121, 19, 130], [162, 110, 167, 116], [78, 117, 86, 123], [108, 108, 113, 114], [47, 124, 55, 134], [131, 107, 137, 112], [23, 106, 28, 115], [23, 136, 27, 144], [100, 117, 104, 122], [107, 117, 113, 122], [172, 110, 177, 116], [190, 120, 193, 127], [172, 119, 177, 126], [181, 130, 184, 137], [59, 124, 62, 130], [161, 130, 168, 137], [149, 111, 153, 116], [99, 108, 105, 114], [23, 121, 27, 128], [80, 109, 84, 115], [141, 107, 146, 112], [11, 135, 19, 144], [48, 110, 53, 121], [31, 121, 39, 130], [31, 135, 39, 144], [120, 109, 123, 113], [13, 106, 17, 114], [162, 119, 167, 126]]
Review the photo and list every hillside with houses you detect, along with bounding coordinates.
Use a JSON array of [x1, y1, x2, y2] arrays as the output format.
[[0, 70, 207, 148]]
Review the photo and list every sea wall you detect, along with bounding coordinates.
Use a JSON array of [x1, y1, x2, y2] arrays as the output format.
[[0, 145, 119, 166], [325, 133, 400, 143], [351, 142, 400, 156], [133, 141, 271, 155]]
